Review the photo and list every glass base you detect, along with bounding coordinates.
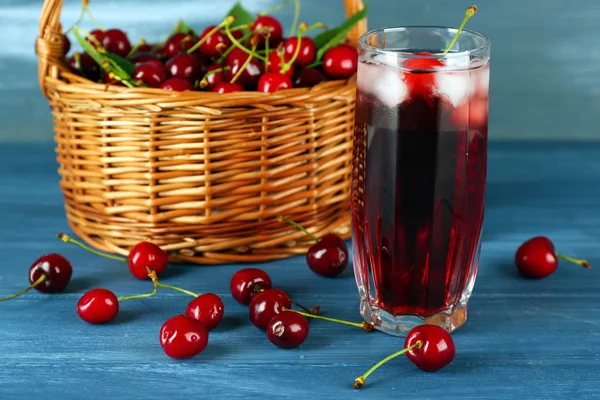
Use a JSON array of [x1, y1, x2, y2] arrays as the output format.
[[360, 299, 467, 337]]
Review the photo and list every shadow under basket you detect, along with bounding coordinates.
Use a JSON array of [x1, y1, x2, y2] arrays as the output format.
[[36, 0, 368, 264]]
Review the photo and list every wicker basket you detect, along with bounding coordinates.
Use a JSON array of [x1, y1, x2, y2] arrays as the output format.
[[36, 0, 367, 264]]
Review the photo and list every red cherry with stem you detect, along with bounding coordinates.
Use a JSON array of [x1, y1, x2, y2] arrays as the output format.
[[266, 310, 309, 349], [267, 50, 293, 78], [67, 52, 100, 81], [128, 241, 169, 279], [185, 293, 224, 331], [284, 37, 316, 67], [133, 62, 167, 88], [223, 47, 262, 89], [161, 77, 195, 92], [165, 53, 204, 82], [230, 268, 272, 305], [102, 70, 124, 86], [202, 64, 225, 89], [251, 15, 283, 47], [249, 288, 292, 331], [163, 33, 197, 59], [257, 72, 292, 93], [515, 236, 591, 279], [160, 314, 209, 359], [278, 216, 348, 278], [87, 29, 105, 48], [77, 288, 119, 324], [294, 68, 327, 88], [323, 45, 358, 79], [353, 324, 455, 389], [198, 26, 231, 58], [212, 82, 244, 94], [101, 29, 132, 58]]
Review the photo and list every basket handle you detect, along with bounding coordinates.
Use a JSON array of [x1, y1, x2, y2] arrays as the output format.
[[36, 0, 367, 97]]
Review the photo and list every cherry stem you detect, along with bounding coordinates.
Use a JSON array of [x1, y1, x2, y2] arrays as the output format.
[[231, 42, 258, 83], [85, 5, 106, 32], [156, 282, 198, 297], [224, 20, 268, 62], [305, 60, 323, 69], [187, 18, 231, 55], [441, 6, 477, 55], [255, 287, 319, 315], [117, 271, 158, 302], [127, 39, 146, 58], [556, 253, 592, 269], [280, 22, 307, 73], [277, 216, 319, 243], [57, 233, 128, 263], [216, 30, 254, 63], [283, 308, 374, 331], [290, 0, 300, 37], [0, 275, 47, 302], [353, 340, 423, 389], [258, 0, 292, 16], [199, 66, 231, 88], [264, 35, 270, 71]]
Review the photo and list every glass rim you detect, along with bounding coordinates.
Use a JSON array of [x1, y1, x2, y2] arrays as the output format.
[[359, 26, 491, 59]]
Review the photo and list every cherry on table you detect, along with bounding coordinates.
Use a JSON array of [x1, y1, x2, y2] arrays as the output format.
[[212, 82, 244, 94], [198, 26, 231, 58], [257, 72, 292, 93], [28, 253, 73, 293], [128, 241, 169, 279], [77, 288, 119, 324], [267, 310, 309, 349], [251, 15, 283, 47], [161, 77, 195, 92], [284, 37, 316, 68], [249, 288, 291, 330], [294, 68, 327, 88], [163, 32, 197, 59], [133, 62, 167, 88], [323, 45, 358, 79], [160, 314, 209, 359], [515, 236, 591, 279], [165, 53, 204, 82], [101, 29, 132, 58], [186, 293, 224, 331], [230, 267, 272, 305]]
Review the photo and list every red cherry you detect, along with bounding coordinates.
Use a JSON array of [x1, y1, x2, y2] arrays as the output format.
[[266, 310, 309, 349], [251, 16, 283, 46], [165, 53, 204, 82], [129, 51, 160, 65], [515, 236, 558, 279], [102, 70, 124, 86], [160, 315, 209, 359], [284, 37, 316, 67], [62, 35, 71, 55], [161, 77, 195, 92], [28, 253, 73, 293], [67, 52, 100, 82], [230, 268, 272, 305], [405, 324, 455, 372], [133, 62, 167, 88], [185, 293, 224, 331], [77, 288, 119, 324], [223, 48, 263, 89], [163, 33, 197, 59], [306, 234, 349, 277], [199, 26, 231, 58], [267, 50, 293, 78], [249, 288, 291, 330], [212, 82, 244, 93], [127, 242, 168, 279], [402, 55, 445, 98], [323, 45, 358, 79], [136, 43, 154, 53], [87, 29, 105, 48], [203, 64, 224, 89], [257, 72, 292, 93], [101, 29, 132, 58], [294, 68, 327, 88]]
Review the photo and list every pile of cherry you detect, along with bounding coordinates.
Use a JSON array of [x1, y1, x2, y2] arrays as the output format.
[[0, 214, 591, 388], [59, 0, 362, 93]]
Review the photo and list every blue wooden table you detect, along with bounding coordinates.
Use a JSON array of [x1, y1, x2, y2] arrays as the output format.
[[1, 142, 599, 399]]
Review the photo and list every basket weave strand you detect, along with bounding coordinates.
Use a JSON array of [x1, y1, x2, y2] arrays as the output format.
[[36, 0, 366, 264]]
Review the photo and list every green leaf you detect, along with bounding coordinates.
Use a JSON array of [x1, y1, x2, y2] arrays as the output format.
[[225, 1, 255, 28], [314, 0, 369, 61], [174, 19, 195, 35], [103, 52, 135, 77], [72, 27, 106, 68]]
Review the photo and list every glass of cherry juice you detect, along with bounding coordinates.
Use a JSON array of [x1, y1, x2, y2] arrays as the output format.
[[351, 26, 491, 335]]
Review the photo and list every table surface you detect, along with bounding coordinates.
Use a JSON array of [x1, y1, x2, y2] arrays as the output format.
[[1, 141, 599, 400]]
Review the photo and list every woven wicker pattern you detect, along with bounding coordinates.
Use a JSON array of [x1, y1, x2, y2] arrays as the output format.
[[36, 0, 366, 264]]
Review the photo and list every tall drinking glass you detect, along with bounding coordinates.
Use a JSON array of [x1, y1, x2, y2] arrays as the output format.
[[351, 26, 490, 336]]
